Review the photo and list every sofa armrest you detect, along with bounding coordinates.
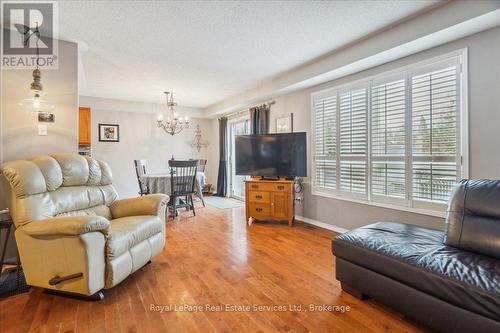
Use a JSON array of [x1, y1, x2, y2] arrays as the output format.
[[110, 194, 169, 219], [21, 215, 110, 237]]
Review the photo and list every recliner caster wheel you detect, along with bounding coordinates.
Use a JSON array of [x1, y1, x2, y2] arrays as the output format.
[[89, 291, 105, 301]]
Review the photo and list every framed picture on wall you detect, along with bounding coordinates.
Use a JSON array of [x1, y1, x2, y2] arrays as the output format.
[[38, 112, 55, 123], [98, 124, 120, 142], [276, 113, 293, 133]]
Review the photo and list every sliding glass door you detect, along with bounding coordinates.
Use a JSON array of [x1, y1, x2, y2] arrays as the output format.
[[228, 117, 250, 199]]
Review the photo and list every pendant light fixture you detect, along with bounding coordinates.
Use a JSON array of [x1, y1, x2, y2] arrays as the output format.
[[16, 22, 55, 114]]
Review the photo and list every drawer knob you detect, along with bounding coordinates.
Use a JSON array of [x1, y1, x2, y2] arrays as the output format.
[[255, 195, 263, 199], [251, 185, 259, 189], [256, 207, 263, 212], [277, 185, 285, 190]]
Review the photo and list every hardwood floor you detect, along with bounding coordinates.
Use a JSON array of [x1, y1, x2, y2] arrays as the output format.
[[0, 204, 429, 333]]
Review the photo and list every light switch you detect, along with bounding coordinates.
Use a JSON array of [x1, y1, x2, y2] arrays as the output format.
[[38, 124, 48, 135]]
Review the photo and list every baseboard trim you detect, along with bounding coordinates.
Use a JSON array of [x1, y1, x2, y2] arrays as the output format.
[[295, 215, 349, 234]]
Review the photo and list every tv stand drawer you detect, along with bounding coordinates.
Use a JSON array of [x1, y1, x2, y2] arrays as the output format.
[[248, 203, 271, 217], [248, 182, 291, 192], [248, 191, 270, 203]]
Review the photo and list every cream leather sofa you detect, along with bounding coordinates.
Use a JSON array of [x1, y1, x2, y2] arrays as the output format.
[[1, 153, 168, 300]]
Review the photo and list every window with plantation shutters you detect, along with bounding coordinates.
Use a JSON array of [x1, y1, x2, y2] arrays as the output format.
[[313, 95, 337, 189], [311, 51, 466, 214]]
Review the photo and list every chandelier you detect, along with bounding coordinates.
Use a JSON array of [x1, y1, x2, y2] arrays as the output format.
[[157, 91, 189, 136]]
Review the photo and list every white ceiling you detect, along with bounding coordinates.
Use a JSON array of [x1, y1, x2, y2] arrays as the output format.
[[59, 0, 439, 108]]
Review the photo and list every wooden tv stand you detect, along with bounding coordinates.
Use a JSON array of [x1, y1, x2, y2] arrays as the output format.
[[244, 178, 294, 226]]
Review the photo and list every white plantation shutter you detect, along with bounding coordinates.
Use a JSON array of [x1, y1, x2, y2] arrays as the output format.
[[311, 52, 464, 212], [411, 65, 459, 203], [340, 162, 366, 193], [313, 96, 337, 189], [371, 79, 406, 199], [371, 163, 406, 198], [339, 88, 367, 195]]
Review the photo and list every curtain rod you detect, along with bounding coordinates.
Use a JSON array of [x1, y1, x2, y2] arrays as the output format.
[[222, 100, 276, 119]]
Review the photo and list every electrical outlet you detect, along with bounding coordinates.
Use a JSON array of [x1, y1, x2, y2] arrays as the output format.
[[38, 124, 48, 136]]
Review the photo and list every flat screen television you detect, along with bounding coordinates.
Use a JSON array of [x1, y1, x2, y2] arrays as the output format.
[[235, 132, 307, 178]]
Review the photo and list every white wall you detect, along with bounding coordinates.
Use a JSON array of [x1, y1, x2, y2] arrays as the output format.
[[0, 39, 79, 164], [264, 26, 500, 231], [79, 96, 217, 198]]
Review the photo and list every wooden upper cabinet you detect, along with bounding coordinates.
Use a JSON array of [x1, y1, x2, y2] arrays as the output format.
[[79, 107, 91, 144]]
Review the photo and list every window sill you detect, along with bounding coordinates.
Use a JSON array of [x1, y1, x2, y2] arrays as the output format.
[[311, 188, 446, 219]]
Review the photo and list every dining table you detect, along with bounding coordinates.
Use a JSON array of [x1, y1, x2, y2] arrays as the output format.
[[140, 171, 206, 201]]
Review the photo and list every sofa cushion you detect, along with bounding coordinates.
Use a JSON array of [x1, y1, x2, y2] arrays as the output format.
[[31, 156, 63, 191], [107, 215, 162, 259], [332, 222, 500, 321], [445, 179, 500, 259], [51, 153, 90, 186]]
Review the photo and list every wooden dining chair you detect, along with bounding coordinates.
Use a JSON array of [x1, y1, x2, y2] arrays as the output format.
[[197, 159, 207, 173], [168, 160, 198, 219], [190, 159, 207, 207], [134, 159, 150, 196]]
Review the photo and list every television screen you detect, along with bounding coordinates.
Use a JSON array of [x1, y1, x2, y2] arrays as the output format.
[[235, 132, 307, 177]]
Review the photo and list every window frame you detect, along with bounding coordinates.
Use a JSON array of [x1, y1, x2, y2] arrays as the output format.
[[311, 49, 469, 217]]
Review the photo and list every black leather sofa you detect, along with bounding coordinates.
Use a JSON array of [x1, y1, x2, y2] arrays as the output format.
[[332, 179, 500, 333]]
